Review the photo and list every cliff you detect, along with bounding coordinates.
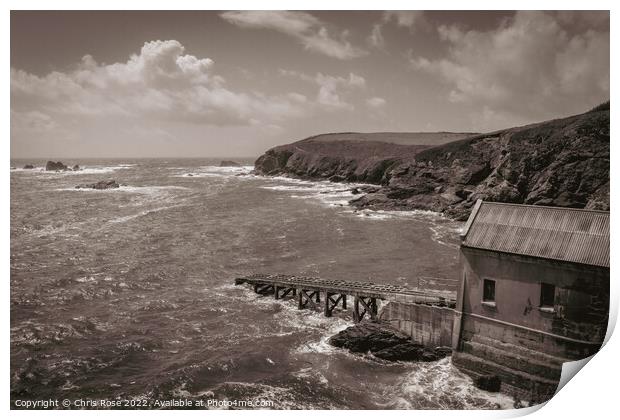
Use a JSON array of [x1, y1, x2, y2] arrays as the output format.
[[254, 132, 473, 184], [254, 105, 610, 220]]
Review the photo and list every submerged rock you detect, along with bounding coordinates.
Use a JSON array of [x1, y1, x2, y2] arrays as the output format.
[[474, 375, 502, 392], [219, 160, 242, 167], [328, 322, 451, 362], [46, 161, 68, 171], [75, 180, 120, 190]]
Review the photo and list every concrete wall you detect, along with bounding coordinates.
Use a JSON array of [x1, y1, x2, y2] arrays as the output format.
[[380, 301, 454, 348]]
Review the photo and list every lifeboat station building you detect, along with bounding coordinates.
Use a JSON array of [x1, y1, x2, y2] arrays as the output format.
[[451, 200, 609, 402]]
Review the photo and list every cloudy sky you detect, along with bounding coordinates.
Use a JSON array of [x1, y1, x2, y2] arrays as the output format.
[[11, 10, 609, 158]]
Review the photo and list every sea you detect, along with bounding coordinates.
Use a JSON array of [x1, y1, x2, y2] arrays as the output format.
[[10, 158, 516, 409]]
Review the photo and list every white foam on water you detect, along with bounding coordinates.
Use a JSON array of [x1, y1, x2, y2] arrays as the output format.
[[293, 367, 329, 385], [172, 165, 254, 178], [107, 205, 182, 224], [201, 165, 254, 173], [429, 223, 464, 249], [214, 283, 354, 343], [391, 357, 517, 410], [16, 164, 136, 176], [343, 208, 446, 222], [56, 185, 188, 195], [292, 320, 357, 357], [208, 381, 324, 409], [19, 220, 88, 238], [258, 177, 373, 209], [262, 185, 315, 192], [118, 185, 188, 194], [11, 167, 45, 172]]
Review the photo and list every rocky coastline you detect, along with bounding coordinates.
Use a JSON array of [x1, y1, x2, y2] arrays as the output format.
[[254, 104, 610, 220]]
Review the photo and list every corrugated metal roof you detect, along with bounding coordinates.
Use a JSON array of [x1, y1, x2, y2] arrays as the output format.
[[461, 200, 609, 268]]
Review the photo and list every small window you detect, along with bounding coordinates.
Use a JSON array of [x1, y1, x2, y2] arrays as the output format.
[[540, 283, 555, 308], [483, 279, 496, 302]]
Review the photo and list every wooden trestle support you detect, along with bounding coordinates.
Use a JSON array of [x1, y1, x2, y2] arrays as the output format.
[[249, 282, 376, 322]]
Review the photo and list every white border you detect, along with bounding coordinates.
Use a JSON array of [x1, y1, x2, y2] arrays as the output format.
[[3, 1, 617, 419]]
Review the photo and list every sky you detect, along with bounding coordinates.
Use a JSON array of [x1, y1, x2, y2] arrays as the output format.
[[10, 10, 610, 158]]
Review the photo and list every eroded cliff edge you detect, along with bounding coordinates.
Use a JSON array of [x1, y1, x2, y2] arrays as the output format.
[[254, 104, 610, 220]]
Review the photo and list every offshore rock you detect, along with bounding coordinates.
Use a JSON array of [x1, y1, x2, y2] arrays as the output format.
[[23, 164, 35, 169], [45, 161, 69, 171], [75, 180, 120, 190], [219, 160, 242, 167]]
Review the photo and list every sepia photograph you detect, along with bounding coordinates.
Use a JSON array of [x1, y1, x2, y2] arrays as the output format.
[[7, 3, 613, 414]]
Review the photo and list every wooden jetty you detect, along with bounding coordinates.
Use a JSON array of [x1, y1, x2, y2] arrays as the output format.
[[235, 273, 456, 322]]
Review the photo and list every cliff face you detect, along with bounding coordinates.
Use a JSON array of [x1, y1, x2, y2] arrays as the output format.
[[254, 132, 472, 184], [254, 108, 610, 220]]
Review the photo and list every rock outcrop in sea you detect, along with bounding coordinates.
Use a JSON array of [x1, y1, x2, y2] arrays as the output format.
[[329, 322, 452, 362], [75, 180, 120, 190], [254, 103, 610, 220], [219, 160, 242, 167], [22, 164, 35, 169], [46, 161, 69, 171]]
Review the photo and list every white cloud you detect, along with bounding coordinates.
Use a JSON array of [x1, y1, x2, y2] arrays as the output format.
[[368, 24, 385, 48], [368, 12, 428, 50], [220, 11, 367, 60], [366, 97, 386, 108], [11, 110, 57, 132], [280, 70, 366, 110], [11, 40, 309, 130], [409, 11, 609, 126], [383, 11, 428, 31]]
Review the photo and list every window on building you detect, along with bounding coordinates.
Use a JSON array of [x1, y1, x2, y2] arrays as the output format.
[[483, 279, 496, 303], [540, 283, 555, 308]]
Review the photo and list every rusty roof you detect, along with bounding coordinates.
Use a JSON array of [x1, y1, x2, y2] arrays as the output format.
[[461, 200, 609, 268]]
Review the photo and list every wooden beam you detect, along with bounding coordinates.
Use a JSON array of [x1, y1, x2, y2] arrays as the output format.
[[324, 293, 346, 317], [280, 288, 295, 299], [256, 284, 274, 295], [370, 298, 378, 320], [299, 289, 319, 310], [324, 292, 332, 317], [354, 296, 378, 322], [353, 297, 367, 323]]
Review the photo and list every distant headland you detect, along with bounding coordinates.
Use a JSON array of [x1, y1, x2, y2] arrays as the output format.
[[254, 102, 610, 220]]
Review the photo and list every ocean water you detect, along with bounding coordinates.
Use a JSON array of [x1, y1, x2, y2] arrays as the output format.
[[10, 158, 514, 409]]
